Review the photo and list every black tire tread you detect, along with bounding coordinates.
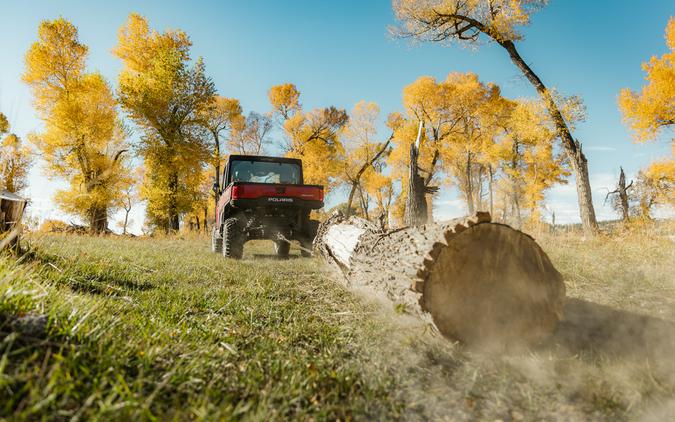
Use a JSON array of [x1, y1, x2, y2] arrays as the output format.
[[223, 218, 244, 259]]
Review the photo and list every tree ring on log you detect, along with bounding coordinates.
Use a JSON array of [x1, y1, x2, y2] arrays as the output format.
[[421, 223, 565, 348]]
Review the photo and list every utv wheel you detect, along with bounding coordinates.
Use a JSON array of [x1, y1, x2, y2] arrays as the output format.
[[222, 218, 244, 259], [274, 239, 290, 259], [211, 227, 223, 253]]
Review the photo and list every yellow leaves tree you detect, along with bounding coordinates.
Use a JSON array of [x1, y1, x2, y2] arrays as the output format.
[[0, 113, 8, 135], [114, 13, 215, 232], [0, 112, 32, 194], [0, 133, 32, 194], [496, 99, 570, 227], [389, 72, 501, 221], [23, 18, 129, 233], [268, 84, 348, 191], [340, 100, 392, 218], [198, 96, 244, 205], [268, 83, 301, 119], [634, 159, 675, 218], [362, 169, 394, 226], [231, 112, 273, 156], [619, 17, 675, 144], [436, 73, 504, 214], [393, 0, 599, 233]]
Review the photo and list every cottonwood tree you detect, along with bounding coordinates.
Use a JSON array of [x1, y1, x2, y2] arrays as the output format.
[[115, 168, 141, 235], [268, 83, 348, 191], [0, 133, 32, 194], [0, 113, 8, 135], [231, 112, 273, 155], [393, 0, 599, 233], [340, 101, 393, 218], [198, 96, 244, 206], [388, 73, 500, 222], [23, 18, 129, 233], [619, 17, 674, 143], [362, 169, 394, 227], [435, 73, 504, 215], [114, 14, 215, 231], [387, 76, 459, 223], [633, 160, 674, 218], [497, 98, 570, 228]]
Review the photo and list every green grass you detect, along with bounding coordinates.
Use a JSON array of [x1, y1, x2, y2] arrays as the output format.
[[1, 228, 674, 420], [1, 236, 401, 420]]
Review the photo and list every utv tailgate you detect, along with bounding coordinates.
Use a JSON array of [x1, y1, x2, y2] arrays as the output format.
[[221, 182, 324, 209]]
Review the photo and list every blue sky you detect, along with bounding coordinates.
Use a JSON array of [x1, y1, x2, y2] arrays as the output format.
[[0, 0, 672, 232]]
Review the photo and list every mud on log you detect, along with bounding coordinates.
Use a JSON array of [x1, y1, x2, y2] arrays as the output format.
[[315, 212, 566, 348], [0, 191, 28, 250]]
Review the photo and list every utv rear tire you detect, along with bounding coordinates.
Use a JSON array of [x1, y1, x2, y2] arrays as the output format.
[[222, 218, 244, 259], [211, 228, 222, 254], [274, 240, 290, 259]]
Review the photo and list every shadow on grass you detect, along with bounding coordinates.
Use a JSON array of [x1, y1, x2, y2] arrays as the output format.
[[19, 248, 155, 296], [65, 274, 154, 296], [546, 298, 675, 361]]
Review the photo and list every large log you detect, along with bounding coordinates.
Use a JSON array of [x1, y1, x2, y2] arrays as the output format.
[[315, 212, 565, 348]]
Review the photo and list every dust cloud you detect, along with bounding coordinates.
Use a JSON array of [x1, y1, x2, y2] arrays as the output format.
[[338, 271, 675, 421]]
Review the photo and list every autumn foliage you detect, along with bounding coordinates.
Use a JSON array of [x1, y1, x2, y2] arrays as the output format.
[[22, 18, 129, 233], [13, 10, 674, 234]]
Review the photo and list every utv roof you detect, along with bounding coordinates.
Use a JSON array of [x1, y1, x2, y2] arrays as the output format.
[[228, 155, 302, 165]]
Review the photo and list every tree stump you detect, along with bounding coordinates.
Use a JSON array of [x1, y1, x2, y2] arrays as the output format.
[[0, 191, 28, 250], [315, 212, 565, 348]]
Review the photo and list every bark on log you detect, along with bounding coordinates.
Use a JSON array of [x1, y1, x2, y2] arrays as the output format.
[[315, 211, 565, 348]]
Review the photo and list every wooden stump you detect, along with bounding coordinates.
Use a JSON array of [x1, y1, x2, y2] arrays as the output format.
[[0, 191, 28, 250], [315, 212, 565, 348]]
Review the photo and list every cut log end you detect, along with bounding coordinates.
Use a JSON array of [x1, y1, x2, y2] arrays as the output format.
[[420, 223, 565, 348]]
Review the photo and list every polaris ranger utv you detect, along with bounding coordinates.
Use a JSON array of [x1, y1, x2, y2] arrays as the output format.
[[211, 155, 324, 259]]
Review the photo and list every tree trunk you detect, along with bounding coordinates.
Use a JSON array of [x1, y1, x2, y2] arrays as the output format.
[[203, 206, 209, 233], [488, 165, 494, 217], [315, 211, 565, 348], [213, 130, 222, 212], [123, 209, 130, 235], [618, 167, 630, 222], [465, 152, 475, 214], [511, 141, 522, 230], [477, 165, 485, 211], [498, 40, 598, 234], [358, 185, 370, 220], [89, 206, 108, 234], [346, 181, 359, 217], [405, 143, 428, 227], [168, 171, 180, 232]]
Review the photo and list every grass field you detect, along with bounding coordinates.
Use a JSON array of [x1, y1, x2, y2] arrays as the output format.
[[1, 228, 674, 420]]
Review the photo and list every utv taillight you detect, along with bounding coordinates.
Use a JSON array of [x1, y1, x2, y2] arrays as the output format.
[[319, 188, 324, 202], [231, 185, 241, 199]]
